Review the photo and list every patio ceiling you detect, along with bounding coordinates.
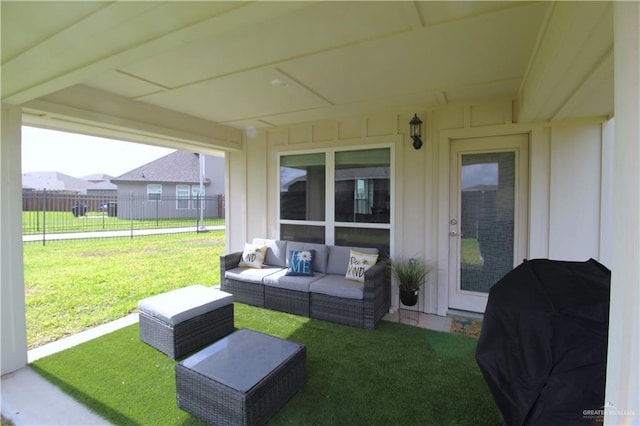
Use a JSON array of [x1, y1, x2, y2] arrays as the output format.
[[1, 1, 613, 149]]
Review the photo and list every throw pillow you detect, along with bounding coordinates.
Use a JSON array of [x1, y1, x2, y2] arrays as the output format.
[[286, 250, 316, 277], [345, 250, 379, 282], [238, 243, 268, 269]]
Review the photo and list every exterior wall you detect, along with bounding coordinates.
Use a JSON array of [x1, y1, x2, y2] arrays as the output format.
[[114, 155, 225, 220], [86, 189, 117, 197], [227, 98, 611, 315], [225, 146, 248, 253], [204, 155, 225, 195], [115, 182, 221, 220]]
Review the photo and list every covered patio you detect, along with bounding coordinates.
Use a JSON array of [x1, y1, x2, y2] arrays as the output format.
[[2, 2, 638, 423]]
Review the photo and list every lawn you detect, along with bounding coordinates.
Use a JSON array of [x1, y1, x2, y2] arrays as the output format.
[[461, 237, 483, 268], [23, 232, 226, 348]]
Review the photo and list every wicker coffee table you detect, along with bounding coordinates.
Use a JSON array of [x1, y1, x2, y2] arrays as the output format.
[[176, 328, 306, 425]]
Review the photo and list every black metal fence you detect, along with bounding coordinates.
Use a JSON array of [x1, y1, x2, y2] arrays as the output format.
[[23, 190, 225, 243]]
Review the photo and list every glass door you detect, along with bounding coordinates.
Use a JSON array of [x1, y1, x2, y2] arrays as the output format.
[[448, 134, 528, 312]]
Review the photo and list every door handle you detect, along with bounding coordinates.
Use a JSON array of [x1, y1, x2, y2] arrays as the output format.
[[449, 230, 458, 237]]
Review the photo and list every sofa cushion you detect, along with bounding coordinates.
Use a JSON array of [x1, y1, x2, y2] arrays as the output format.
[[238, 243, 267, 269], [345, 250, 379, 283], [287, 242, 328, 273], [326, 245, 379, 275], [252, 238, 287, 267], [310, 275, 364, 300], [264, 269, 326, 292], [225, 266, 284, 284], [286, 249, 315, 277], [138, 285, 233, 326]]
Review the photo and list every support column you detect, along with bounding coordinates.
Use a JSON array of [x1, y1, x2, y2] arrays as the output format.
[[1, 104, 28, 374], [605, 2, 640, 423]]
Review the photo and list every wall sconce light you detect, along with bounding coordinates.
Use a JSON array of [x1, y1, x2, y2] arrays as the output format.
[[409, 113, 423, 150]]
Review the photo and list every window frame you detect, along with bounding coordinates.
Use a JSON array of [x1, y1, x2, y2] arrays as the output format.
[[176, 184, 190, 209], [277, 143, 395, 250], [147, 184, 162, 201]]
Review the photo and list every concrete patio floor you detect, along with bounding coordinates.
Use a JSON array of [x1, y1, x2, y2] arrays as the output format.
[[1, 310, 459, 425]]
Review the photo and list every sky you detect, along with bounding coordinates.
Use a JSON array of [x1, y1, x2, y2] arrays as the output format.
[[21, 126, 176, 178]]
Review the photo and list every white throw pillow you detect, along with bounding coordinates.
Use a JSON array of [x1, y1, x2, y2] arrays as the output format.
[[345, 250, 379, 282], [238, 243, 267, 269]]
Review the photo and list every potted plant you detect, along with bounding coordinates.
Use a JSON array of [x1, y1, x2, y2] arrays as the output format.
[[390, 258, 432, 307]]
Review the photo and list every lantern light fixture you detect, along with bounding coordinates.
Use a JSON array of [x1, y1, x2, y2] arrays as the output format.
[[409, 113, 423, 150]]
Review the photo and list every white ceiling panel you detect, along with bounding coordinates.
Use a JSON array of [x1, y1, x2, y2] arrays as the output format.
[[138, 67, 331, 123], [118, 1, 413, 89], [85, 70, 167, 98], [444, 80, 522, 104], [0, 1, 107, 63], [279, 2, 547, 106], [415, 1, 533, 27]]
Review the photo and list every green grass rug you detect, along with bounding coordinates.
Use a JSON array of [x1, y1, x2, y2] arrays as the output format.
[[31, 304, 501, 425]]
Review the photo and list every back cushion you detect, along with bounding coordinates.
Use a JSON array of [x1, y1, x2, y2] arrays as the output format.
[[327, 246, 379, 275], [286, 242, 328, 273], [252, 238, 287, 267]]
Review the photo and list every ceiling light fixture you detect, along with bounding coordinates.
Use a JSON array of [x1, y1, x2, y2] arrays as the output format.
[[409, 113, 423, 150], [271, 78, 289, 88]]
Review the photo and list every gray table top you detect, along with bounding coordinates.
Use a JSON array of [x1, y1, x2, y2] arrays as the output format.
[[179, 328, 304, 392]]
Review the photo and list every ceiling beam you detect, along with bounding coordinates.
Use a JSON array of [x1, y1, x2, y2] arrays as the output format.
[[518, 2, 613, 122], [550, 49, 614, 122], [22, 85, 243, 152]]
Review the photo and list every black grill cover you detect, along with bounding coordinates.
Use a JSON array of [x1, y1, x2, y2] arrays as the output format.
[[475, 258, 611, 425]]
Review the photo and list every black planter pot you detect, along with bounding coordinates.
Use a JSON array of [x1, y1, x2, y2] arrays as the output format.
[[400, 289, 418, 306]]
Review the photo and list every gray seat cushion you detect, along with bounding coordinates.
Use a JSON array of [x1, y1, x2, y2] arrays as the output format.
[[326, 246, 379, 275], [310, 275, 364, 300], [225, 266, 285, 283], [138, 285, 233, 326], [263, 269, 327, 292], [286, 241, 329, 273]]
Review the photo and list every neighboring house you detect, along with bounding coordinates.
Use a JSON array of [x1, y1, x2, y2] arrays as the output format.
[[2, 2, 638, 416], [82, 174, 118, 198], [110, 151, 224, 220], [22, 171, 116, 195]]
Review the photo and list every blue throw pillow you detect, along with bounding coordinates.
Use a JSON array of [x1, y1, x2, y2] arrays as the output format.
[[286, 250, 315, 277]]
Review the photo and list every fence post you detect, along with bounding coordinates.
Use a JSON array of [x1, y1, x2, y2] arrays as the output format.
[[130, 192, 134, 239], [35, 194, 40, 233], [42, 189, 47, 246], [218, 194, 225, 219]]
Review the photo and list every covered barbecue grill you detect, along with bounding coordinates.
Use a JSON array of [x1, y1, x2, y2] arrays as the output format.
[[475, 258, 611, 425]]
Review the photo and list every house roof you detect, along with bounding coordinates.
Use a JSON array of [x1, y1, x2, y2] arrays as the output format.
[[22, 171, 117, 192], [82, 173, 114, 182], [111, 151, 209, 184]]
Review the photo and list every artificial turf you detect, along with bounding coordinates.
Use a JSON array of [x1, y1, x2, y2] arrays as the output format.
[[31, 303, 501, 425]]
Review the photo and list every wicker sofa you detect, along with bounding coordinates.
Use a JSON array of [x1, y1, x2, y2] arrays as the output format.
[[220, 238, 391, 330]]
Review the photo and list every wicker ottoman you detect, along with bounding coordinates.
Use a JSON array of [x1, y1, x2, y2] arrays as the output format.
[[176, 328, 306, 425], [138, 285, 234, 359]]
